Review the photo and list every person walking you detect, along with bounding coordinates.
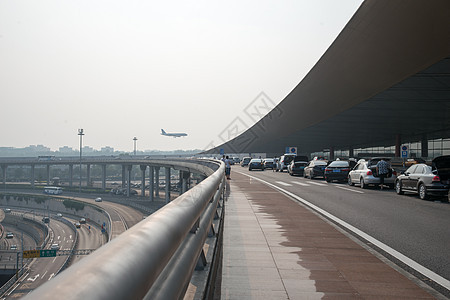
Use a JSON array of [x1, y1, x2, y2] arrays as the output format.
[[224, 156, 231, 180], [376, 158, 389, 190]]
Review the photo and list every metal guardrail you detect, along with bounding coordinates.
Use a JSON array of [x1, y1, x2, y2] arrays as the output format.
[[23, 159, 225, 300]]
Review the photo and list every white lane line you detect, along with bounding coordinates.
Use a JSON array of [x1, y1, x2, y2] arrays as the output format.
[[291, 181, 310, 187], [238, 171, 450, 290], [308, 181, 327, 186], [335, 186, 365, 194], [275, 181, 292, 186]]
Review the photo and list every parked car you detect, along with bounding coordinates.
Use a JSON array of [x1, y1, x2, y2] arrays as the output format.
[[277, 154, 296, 172], [79, 218, 86, 224], [395, 156, 450, 200], [95, 197, 102, 202], [348, 158, 397, 189], [303, 160, 328, 179], [248, 159, 264, 171], [263, 158, 275, 170], [4, 208, 11, 213], [75, 222, 81, 228], [288, 156, 309, 176], [233, 157, 241, 164], [324, 160, 351, 182], [6, 232, 14, 239], [241, 157, 251, 167], [42, 217, 50, 223]]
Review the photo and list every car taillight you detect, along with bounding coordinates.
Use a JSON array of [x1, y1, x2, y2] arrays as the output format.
[[367, 170, 372, 175], [342, 168, 350, 171], [325, 168, 330, 172], [432, 175, 441, 182], [392, 170, 397, 176]]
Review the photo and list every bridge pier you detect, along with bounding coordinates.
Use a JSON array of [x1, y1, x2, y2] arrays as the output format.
[[86, 164, 91, 187], [69, 164, 73, 187], [127, 165, 132, 197], [121, 165, 126, 188], [140, 165, 146, 197], [155, 167, 160, 197], [46, 165, 50, 186], [165, 167, 170, 203], [181, 171, 190, 194], [149, 166, 154, 201], [101, 165, 107, 190], [30, 164, 35, 189]]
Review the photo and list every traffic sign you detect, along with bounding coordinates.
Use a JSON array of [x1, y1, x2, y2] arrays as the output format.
[[285, 147, 297, 155], [40, 250, 57, 257], [401, 150, 408, 158], [23, 250, 40, 258]]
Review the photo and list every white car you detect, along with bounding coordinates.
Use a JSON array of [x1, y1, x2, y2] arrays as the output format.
[[347, 158, 397, 189], [50, 243, 60, 250], [277, 154, 296, 172], [95, 197, 102, 202]]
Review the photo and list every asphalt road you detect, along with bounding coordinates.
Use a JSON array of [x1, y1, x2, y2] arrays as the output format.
[[235, 167, 450, 284]]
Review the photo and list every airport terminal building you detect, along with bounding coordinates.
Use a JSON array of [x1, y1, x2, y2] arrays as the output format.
[[206, 1, 450, 161]]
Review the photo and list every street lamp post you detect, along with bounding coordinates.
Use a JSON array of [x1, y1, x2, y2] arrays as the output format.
[[133, 137, 138, 156], [78, 129, 84, 193]]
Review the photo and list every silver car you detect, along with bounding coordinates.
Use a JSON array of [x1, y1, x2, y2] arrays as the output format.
[[348, 158, 397, 189]]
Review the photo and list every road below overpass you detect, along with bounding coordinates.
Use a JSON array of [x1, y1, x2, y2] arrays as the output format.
[[233, 167, 450, 289]]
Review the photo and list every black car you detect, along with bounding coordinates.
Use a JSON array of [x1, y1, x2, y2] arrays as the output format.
[[324, 160, 351, 182], [249, 159, 264, 171], [303, 160, 327, 179], [395, 156, 450, 200], [288, 156, 309, 176]]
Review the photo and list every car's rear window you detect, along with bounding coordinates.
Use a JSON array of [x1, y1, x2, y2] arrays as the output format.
[[328, 161, 349, 167]]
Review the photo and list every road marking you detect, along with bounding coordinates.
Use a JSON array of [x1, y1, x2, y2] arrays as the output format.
[[308, 181, 327, 186], [27, 274, 39, 282], [238, 171, 450, 290], [275, 181, 292, 186], [335, 186, 365, 194], [48, 273, 55, 281], [291, 181, 310, 187]]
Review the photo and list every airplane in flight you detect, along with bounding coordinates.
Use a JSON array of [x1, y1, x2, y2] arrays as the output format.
[[161, 129, 187, 138]]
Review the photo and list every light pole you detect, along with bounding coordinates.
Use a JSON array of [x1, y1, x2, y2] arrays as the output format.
[[133, 137, 138, 156], [78, 129, 84, 193]]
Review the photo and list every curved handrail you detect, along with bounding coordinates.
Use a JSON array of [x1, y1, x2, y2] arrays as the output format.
[[23, 159, 225, 300]]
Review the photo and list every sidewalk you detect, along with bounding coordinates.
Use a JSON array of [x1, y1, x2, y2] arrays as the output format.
[[220, 171, 438, 299]]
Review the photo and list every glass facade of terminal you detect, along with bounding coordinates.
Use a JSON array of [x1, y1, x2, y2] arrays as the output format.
[[311, 138, 450, 160]]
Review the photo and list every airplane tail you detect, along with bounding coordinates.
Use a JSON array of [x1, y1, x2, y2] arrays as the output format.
[[161, 129, 166, 135]]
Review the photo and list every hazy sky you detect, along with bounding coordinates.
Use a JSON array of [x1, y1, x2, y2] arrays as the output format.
[[0, 0, 363, 152]]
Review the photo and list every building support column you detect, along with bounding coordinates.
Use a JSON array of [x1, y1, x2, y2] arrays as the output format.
[[31, 164, 35, 189], [101, 165, 107, 190], [349, 147, 354, 158], [149, 166, 154, 201], [395, 134, 401, 157], [329, 147, 335, 160], [86, 164, 91, 187], [140, 165, 147, 197], [127, 165, 132, 197], [69, 164, 73, 187], [165, 167, 171, 203], [421, 135, 428, 158], [46, 165, 50, 186], [155, 167, 160, 197]]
